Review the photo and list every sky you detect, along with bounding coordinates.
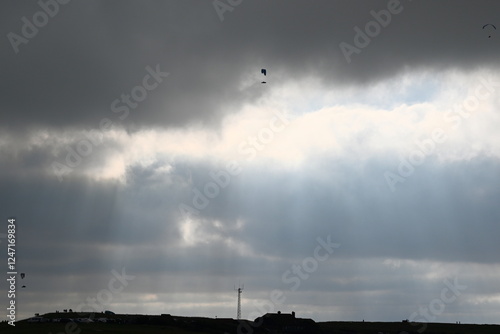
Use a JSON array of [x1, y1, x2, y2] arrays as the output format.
[[1, 0, 500, 325]]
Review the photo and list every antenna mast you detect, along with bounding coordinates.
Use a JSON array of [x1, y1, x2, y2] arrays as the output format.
[[235, 283, 244, 320]]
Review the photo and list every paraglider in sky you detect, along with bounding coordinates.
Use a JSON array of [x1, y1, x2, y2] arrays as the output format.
[[21, 273, 25, 279], [483, 24, 496, 38], [261, 68, 267, 84]]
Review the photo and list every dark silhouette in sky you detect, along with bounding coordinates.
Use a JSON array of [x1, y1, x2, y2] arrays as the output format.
[[483, 23, 496, 38]]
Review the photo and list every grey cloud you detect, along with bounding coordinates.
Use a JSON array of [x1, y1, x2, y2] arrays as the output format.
[[2, 1, 500, 132]]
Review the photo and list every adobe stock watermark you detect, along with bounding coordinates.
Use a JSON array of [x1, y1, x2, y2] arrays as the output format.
[[51, 64, 169, 182], [178, 110, 290, 220], [7, 0, 71, 54], [280, 235, 341, 292], [384, 75, 500, 192], [339, 0, 410, 64], [213, 0, 243, 22], [408, 277, 467, 333], [230, 235, 340, 334], [49, 267, 135, 334]]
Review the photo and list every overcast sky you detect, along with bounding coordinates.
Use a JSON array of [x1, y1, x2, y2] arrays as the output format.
[[1, 0, 500, 325]]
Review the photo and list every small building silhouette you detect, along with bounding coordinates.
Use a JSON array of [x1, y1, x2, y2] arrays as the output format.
[[254, 311, 318, 334]]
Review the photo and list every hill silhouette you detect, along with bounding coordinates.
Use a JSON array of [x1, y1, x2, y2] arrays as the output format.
[[2, 311, 500, 334]]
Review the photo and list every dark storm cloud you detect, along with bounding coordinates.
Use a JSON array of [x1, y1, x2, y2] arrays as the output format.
[[2, 0, 500, 132]]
